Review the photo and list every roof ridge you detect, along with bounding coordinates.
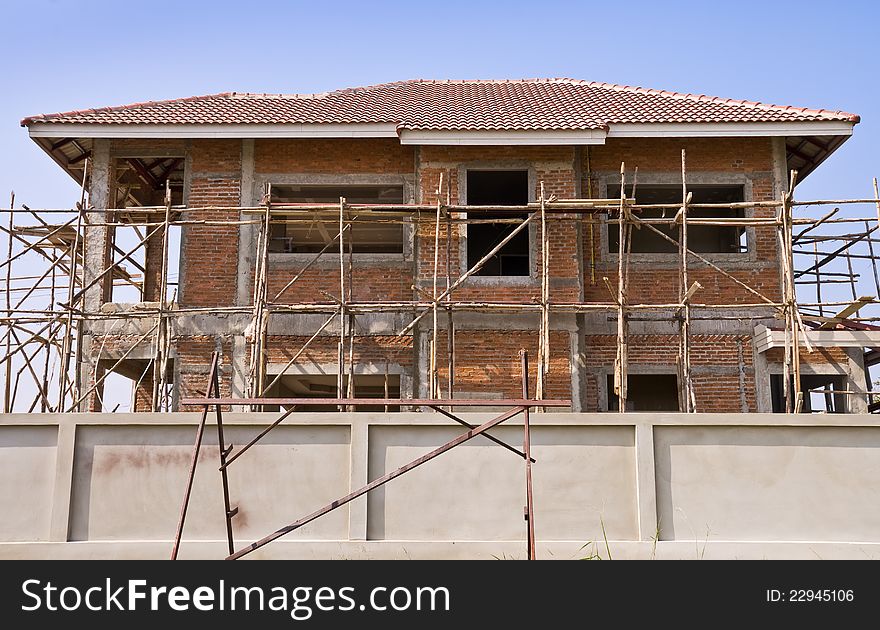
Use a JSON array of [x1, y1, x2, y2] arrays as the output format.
[[21, 92, 235, 126], [583, 81, 861, 123], [329, 77, 589, 94]]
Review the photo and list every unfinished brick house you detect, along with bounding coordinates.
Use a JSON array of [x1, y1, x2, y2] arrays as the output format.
[[20, 78, 867, 415]]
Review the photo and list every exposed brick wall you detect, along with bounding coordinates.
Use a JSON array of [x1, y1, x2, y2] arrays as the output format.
[[174, 335, 235, 410], [264, 334, 413, 367], [583, 334, 757, 413], [255, 138, 414, 173], [180, 140, 242, 307], [266, 263, 413, 304], [108, 138, 187, 153], [588, 137, 774, 172], [419, 145, 576, 164], [764, 346, 852, 366], [435, 330, 571, 401]]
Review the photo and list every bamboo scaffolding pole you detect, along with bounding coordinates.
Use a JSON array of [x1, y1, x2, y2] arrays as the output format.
[[536, 181, 549, 404], [7, 195, 878, 218], [246, 185, 272, 407], [397, 212, 538, 337], [271, 224, 350, 302], [345, 207, 355, 410], [41, 250, 58, 412], [337, 196, 346, 412], [0, 215, 79, 274], [431, 173, 443, 399], [65, 322, 159, 413], [9, 333, 50, 412], [11, 172, 880, 417], [4, 192, 13, 413], [792, 207, 840, 242], [152, 183, 172, 411], [260, 310, 340, 396], [634, 218, 780, 309], [679, 149, 695, 413], [445, 185, 454, 403], [67, 218, 164, 307], [58, 159, 88, 411], [615, 163, 628, 412]]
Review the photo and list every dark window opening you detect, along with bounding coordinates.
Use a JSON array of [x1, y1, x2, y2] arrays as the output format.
[[466, 170, 530, 276], [263, 373, 401, 412], [770, 373, 848, 413], [269, 185, 404, 254], [607, 373, 680, 411], [608, 185, 746, 254]]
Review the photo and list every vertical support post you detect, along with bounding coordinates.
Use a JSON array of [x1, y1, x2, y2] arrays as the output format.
[[873, 177, 880, 238], [679, 149, 695, 412], [585, 146, 596, 286], [844, 250, 858, 300], [615, 163, 628, 412], [338, 196, 346, 411], [152, 182, 173, 411], [247, 184, 271, 407], [42, 250, 58, 412], [432, 173, 443, 399], [257, 190, 271, 407], [58, 159, 88, 411], [172, 351, 219, 559], [520, 349, 536, 560], [785, 171, 801, 412], [537, 181, 549, 406], [863, 220, 880, 299], [214, 356, 236, 556], [813, 242, 823, 317], [445, 183, 454, 402], [346, 211, 355, 409], [3, 192, 13, 413]]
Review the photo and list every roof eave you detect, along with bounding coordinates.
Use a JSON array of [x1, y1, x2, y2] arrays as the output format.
[[606, 120, 856, 138], [25, 119, 856, 141]]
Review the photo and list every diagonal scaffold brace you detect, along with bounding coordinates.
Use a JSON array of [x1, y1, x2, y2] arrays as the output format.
[[174, 351, 566, 560]]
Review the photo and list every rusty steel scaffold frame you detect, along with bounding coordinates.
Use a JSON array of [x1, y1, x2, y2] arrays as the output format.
[[172, 350, 566, 560]]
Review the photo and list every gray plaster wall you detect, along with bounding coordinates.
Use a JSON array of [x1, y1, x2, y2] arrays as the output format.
[[3, 411, 880, 559]]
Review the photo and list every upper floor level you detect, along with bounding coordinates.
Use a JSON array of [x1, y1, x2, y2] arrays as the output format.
[[21, 79, 858, 312]]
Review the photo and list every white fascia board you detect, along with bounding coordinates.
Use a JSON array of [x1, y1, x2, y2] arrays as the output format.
[[398, 129, 607, 145], [27, 123, 400, 139], [755, 324, 880, 353], [608, 121, 855, 138]]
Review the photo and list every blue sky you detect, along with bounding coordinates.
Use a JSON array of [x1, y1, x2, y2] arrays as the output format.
[[1, 0, 876, 205]]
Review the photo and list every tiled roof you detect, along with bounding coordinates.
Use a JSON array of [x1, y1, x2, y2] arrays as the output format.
[[20, 79, 860, 129]]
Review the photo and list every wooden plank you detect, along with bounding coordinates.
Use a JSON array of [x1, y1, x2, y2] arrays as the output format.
[[817, 295, 875, 329]]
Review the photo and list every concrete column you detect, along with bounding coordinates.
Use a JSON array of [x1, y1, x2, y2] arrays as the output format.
[[846, 347, 869, 413], [634, 421, 658, 541], [76, 140, 112, 412], [232, 140, 255, 411], [236, 139, 256, 307], [348, 418, 369, 540], [48, 419, 76, 541], [82, 139, 112, 313]]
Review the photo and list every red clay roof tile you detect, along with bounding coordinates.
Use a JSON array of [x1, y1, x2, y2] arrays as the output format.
[[20, 79, 860, 128]]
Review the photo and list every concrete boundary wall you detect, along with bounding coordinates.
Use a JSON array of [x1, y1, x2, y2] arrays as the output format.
[[1, 412, 880, 560]]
